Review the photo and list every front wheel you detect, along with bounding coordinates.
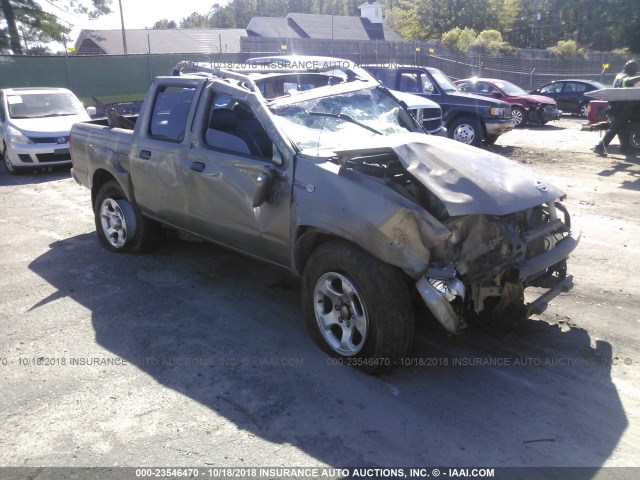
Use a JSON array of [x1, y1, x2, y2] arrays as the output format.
[[301, 241, 414, 374], [94, 180, 158, 253], [448, 117, 483, 147], [2, 144, 20, 175], [511, 106, 527, 128]]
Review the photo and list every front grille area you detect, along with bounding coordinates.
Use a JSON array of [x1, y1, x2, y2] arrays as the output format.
[[423, 119, 442, 131], [29, 136, 70, 144], [36, 152, 71, 163], [18, 154, 33, 163], [422, 107, 443, 132]]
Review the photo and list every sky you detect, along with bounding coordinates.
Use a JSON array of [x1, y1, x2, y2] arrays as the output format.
[[44, 0, 222, 51]]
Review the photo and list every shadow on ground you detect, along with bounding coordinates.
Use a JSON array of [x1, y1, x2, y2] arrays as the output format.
[[0, 166, 70, 187], [28, 233, 627, 471]]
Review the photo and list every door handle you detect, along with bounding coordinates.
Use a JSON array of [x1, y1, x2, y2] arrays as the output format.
[[191, 161, 205, 172], [139, 150, 151, 159]]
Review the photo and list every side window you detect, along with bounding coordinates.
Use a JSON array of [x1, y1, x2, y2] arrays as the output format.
[[369, 69, 397, 89], [399, 73, 420, 92], [457, 82, 474, 93], [0, 93, 5, 122], [541, 83, 560, 94], [418, 73, 435, 94], [149, 85, 196, 142], [205, 94, 272, 159], [570, 82, 587, 93], [477, 82, 495, 95]]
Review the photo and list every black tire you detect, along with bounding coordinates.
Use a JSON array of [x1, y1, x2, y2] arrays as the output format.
[[448, 116, 483, 147], [627, 126, 640, 151], [2, 143, 21, 175], [301, 240, 414, 374], [94, 180, 158, 253], [511, 106, 527, 128]]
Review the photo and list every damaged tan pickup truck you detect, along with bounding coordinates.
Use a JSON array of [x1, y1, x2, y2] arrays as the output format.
[[70, 58, 579, 373]]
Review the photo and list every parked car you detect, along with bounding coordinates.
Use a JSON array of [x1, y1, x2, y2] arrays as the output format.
[[365, 66, 514, 147], [0, 87, 95, 174], [456, 77, 561, 128], [69, 57, 578, 372], [530, 79, 605, 117]]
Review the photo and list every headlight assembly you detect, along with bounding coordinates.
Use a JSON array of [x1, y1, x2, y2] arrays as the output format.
[[7, 126, 33, 145]]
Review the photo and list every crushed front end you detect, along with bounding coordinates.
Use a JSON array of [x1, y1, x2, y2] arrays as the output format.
[[419, 202, 579, 333], [333, 134, 580, 333]]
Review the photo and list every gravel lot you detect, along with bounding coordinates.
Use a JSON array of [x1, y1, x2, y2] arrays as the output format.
[[0, 117, 639, 479]]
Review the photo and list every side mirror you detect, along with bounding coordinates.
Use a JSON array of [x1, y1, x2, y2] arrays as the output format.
[[86, 106, 97, 117], [272, 145, 284, 167], [490, 91, 503, 99], [253, 166, 275, 208]]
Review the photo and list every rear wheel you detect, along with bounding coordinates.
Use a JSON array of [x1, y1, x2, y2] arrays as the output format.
[[94, 180, 158, 253], [301, 241, 414, 374], [578, 102, 589, 118], [448, 116, 483, 147], [627, 125, 640, 151]]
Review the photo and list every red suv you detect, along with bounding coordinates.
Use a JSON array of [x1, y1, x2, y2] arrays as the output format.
[[456, 77, 561, 128]]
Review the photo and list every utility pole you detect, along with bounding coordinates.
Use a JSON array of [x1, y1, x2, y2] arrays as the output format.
[[118, 0, 128, 54]]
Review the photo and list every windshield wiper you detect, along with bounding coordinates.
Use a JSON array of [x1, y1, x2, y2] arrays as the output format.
[[309, 111, 382, 135]]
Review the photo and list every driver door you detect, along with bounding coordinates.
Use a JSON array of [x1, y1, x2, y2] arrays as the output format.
[[183, 89, 293, 267]]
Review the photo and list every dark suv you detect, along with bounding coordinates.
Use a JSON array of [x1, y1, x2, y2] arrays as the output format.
[[365, 66, 514, 147]]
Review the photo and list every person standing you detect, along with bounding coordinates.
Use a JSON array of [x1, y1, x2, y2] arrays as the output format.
[[593, 60, 640, 156]]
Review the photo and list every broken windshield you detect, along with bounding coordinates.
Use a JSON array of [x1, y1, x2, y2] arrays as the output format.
[[269, 87, 409, 151]]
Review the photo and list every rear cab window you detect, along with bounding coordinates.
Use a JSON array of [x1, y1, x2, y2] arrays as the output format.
[[149, 85, 196, 142]]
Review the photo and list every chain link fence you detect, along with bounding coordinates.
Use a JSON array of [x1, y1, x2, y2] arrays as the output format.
[[0, 39, 629, 107]]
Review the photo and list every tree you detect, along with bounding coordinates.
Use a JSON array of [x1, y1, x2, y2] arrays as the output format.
[[0, 0, 111, 55], [472, 29, 506, 55], [152, 19, 177, 29], [547, 39, 578, 58]]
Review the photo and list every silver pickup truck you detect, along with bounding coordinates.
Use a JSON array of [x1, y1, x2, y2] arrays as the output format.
[[70, 58, 579, 373]]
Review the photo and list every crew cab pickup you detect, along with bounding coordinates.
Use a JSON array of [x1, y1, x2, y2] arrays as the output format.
[[70, 58, 578, 373], [365, 66, 514, 147]]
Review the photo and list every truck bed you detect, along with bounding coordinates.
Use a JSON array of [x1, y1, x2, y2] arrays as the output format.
[[70, 122, 135, 190]]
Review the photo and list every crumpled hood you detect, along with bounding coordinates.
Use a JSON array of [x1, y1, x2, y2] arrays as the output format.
[[524, 94, 557, 105], [333, 133, 564, 217]]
